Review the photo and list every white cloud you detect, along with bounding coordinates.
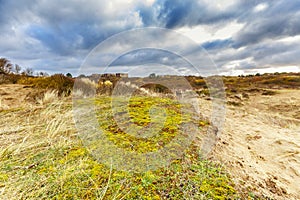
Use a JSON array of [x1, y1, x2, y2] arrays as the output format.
[[177, 26, 212, 43], [277, 35, 300, 43], [203, 0, 237, 11], [177, 20, 244, 43], [144, 0, 156, 6], [245, 66, 300, 75], [253, 3, 269, 13]]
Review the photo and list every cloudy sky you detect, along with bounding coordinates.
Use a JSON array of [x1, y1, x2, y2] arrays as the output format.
[[0, 0, 300, 76]]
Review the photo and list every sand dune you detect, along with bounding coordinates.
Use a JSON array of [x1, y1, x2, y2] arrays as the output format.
[[1, 84, 299, 199], [209, 89, 300, 199]]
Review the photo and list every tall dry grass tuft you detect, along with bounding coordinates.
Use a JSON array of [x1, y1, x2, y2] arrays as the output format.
[[36, 90, 59, 105], [74, 78, 97, 97], [79, 78, 98, 88]]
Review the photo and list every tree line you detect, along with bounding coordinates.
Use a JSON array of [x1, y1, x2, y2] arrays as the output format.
[[0, 57, 50, 77]]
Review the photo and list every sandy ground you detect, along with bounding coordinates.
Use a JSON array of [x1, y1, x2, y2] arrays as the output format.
[[0, 84, 35, 109], [206, 89, 300, 199]]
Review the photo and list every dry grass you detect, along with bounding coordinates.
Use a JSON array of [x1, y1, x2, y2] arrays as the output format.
[[0, 99, 77, 199], [36, 90, 59, 105], [79, 78, 98, 88]]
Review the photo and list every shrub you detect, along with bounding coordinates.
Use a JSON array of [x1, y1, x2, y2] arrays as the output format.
[[18, 74, 74, 96], [0, 74, 23, 84]]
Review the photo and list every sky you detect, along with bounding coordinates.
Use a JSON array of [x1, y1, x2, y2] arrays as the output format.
[[0, 0, 300, 76]]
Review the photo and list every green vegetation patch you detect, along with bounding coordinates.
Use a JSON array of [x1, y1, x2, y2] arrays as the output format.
[[94, 96, 192, 153], [0, 96, 239, 199]]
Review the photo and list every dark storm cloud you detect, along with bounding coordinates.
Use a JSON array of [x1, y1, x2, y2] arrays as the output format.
[[0, 0, 145, 74], [25, 1, 139, 55], [138, 0, 240, 28], [139, 0, 300, 51], [110, 49, 190, 67], [233, 0, 300, 48], [201, 39, 233, 50], [193, 0, 300, 73], [0, 0, 141, 55], [207, 37, 300, 73]]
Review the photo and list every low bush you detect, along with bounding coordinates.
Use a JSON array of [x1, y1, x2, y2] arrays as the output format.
[[17, 74, 74, 96]]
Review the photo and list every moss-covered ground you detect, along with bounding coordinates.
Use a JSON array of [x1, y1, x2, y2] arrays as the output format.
[[0, 95, 239, 199]]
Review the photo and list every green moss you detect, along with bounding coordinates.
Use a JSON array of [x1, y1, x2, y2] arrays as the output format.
[[0, 96, 242, 199], [0, 173, 8, 182], [94, 96, 190, 153]]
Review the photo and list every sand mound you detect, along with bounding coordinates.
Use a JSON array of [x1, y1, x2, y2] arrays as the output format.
[[209, 89, 300, 199]]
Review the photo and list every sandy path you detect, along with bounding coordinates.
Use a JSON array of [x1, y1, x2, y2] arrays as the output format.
[[210, 90, 300, 199], [0, 84, 35, 109]]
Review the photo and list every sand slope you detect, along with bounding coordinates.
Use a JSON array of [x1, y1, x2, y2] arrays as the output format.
[[210, 89, 300, 199], [0, 84, 35, 109]]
